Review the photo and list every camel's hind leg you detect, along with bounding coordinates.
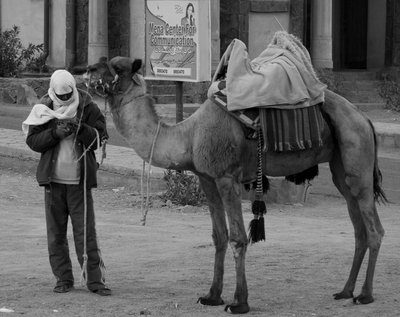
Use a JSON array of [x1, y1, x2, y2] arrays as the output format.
[[329, 150, 384, 304], [197, 175, 229, 307]]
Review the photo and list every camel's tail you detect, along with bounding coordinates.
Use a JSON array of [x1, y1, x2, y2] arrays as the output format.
[[368, 118, 388, 204]]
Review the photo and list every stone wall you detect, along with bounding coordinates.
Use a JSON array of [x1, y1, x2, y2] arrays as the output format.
[[0, 76, 209, 107], [76, 0, 89, 67], [385, 0, 400, 67], [108, 0, 130, 59], [75, 0, 130, 67], [0, 77, 50, 106], [220, 0, 250, 54], [289, 0, 306, 41]]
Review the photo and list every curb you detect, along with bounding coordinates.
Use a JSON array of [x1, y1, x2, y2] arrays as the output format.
[[0, 144, 167, 192], [374, 122, 400, 149], [0, 146, 310, 204]]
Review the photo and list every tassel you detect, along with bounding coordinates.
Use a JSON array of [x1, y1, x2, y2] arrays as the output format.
[[252, 199, 266, 215], [248, 214, 266, 243], [248, 216, 259, 244], [248, 200, 267, 244], [248, 130, 267, 244], [250, 133, 267, 243], [258, 216, 265, 241]]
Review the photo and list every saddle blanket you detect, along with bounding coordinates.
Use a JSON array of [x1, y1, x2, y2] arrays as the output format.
[[212, 32, 327, 111], [210, 80, 325, 152]]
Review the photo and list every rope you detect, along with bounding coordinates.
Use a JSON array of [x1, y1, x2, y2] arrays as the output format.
[[76, 72, 108, 287], [80, 145, 88, 286], [100, 98, 108, 165], [140, 121, 161, 226], [75, 137, 97, 162]]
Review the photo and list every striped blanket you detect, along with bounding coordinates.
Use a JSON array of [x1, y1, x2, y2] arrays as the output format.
[[210, 80, 325, 152]]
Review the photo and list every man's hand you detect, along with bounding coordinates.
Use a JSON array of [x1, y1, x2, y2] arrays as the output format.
[[55, 125, 72, 139], [66, 120, 81, 135]]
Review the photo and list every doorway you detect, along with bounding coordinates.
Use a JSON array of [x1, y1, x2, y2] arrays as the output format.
[[333, 0, 368, 70]]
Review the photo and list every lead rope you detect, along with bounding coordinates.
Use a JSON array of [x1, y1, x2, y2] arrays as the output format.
[[77, 80, 89, 287], [140, 121, 161, 226], [100, 98, 108, 165], [80, 145, 88, 286], [77, 75, 107, 286], [77, 130, 102, 287], [77, 73, 111, 287]]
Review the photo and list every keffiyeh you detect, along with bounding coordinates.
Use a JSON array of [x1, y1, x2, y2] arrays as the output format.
[[22, 70, 80, 138]]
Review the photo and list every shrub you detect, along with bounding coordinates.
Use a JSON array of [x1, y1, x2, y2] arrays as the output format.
[[378, 74, 400, 112], [0, 25, 44, 77], [161, 170, 207, 206]]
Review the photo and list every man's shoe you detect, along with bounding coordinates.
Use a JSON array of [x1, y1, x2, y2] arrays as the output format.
[[91, 287, 112, 296], [53, 284, 74, 293]]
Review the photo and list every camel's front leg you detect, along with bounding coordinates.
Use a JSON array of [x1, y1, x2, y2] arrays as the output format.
[[215, 171, 250, 314], [197, 175, 228, 307]]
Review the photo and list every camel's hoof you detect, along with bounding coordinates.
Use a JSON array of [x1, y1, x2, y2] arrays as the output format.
[[353, 294, 374, 304], [197, 296, 224, 306], [224, 303, 250, 314], [333, 290, 354, 300]]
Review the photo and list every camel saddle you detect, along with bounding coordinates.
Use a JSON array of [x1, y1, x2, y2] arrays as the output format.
[[209, 31, 326, 151], [210, 80, 325, 152]]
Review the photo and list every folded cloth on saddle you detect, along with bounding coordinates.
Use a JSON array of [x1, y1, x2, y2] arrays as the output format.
[[210, 80, 325, 151], [214, 31, 326, 111]]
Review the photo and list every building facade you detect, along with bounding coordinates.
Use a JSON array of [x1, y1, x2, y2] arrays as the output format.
[[1, 0, 399, 75]]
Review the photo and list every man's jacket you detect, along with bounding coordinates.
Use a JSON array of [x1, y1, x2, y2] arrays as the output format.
[[26, 89, 108, 189]]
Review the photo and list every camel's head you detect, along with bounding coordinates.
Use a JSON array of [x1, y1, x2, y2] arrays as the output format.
[[83, 56, 146, 97]]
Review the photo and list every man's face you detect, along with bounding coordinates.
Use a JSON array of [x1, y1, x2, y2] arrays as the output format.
[[56, 91, 73, 101]]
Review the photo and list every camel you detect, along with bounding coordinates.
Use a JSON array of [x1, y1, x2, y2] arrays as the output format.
[[83, 56, 386, 314]]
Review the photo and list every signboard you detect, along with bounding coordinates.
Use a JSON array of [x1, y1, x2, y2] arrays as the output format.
[[145, 0, 211, 82]]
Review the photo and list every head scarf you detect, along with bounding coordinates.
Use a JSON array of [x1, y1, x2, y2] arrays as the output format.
[[22, 70, 80, 138], [48, 70, 80, 112]]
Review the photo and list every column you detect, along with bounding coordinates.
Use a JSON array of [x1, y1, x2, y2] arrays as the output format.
[[130, 0, 146, 59], [88, 0, 108, 65], [211, 0, 220, 73], [311, 0, 333, 69]]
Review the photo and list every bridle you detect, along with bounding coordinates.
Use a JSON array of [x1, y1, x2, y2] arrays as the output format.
[[89, 62, 121, 98], [87, 62, 148, 106], [86, 61, 156, 226]]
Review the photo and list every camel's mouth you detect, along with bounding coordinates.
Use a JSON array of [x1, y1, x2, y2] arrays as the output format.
[[82, 71, 99, 88], [83, 67, 121, 97], [82, 71, 108, 97]]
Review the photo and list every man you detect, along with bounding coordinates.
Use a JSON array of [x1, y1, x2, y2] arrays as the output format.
[[23, 70, 111, 296]]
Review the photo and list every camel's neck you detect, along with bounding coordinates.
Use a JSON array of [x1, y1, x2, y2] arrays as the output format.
[[108, 93, 194, 170]]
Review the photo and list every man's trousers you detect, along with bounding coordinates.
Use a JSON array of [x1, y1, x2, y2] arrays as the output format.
[[44, 182, 107, 291]]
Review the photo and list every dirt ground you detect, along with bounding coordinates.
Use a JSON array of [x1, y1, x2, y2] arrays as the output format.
[[0, 166, 399, 317]]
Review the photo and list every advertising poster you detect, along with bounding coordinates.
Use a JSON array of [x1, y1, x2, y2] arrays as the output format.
[[145, 0, 211, 82]]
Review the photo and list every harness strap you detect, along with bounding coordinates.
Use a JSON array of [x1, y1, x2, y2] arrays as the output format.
[[106, 62, 117, 78]]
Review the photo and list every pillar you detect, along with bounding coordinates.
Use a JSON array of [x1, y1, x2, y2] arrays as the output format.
[[211, 0, 220, 73], [130, 0, 145, 59], [311, 0, 333, 68], [88, 0, 108, 65]]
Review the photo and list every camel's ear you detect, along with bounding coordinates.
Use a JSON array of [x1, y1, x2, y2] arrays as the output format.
[[132, 59, 142, 74], [132, 73, 144, 86]]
